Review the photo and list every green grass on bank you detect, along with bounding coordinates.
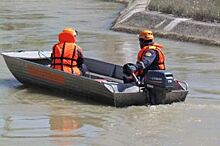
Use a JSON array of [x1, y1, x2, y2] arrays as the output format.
[[149, 0, 220, 23]]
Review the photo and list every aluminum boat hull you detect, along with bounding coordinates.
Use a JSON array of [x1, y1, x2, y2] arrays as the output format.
[[2, 51, 188, 107]]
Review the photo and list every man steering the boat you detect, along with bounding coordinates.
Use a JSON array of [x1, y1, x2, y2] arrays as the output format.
[[123, 29, 166, 84], [50, 27, 86, 76]]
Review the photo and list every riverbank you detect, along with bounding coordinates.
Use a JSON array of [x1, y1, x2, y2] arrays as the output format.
[[149, 0, 220, 23], [112, 0, 220, 46]]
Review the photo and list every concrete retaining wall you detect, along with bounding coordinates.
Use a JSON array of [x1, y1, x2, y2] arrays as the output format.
[[112, 0, 220, 46]]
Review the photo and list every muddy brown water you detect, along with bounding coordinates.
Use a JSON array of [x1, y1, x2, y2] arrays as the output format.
[[0, 0, 220, 146]]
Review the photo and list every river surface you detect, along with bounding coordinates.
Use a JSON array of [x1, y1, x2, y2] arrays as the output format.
[[0, 0, 220, 146]]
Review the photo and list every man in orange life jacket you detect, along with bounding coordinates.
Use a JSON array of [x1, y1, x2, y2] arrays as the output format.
[[51, 27, 86, 76], [123, 29, 165, 83]]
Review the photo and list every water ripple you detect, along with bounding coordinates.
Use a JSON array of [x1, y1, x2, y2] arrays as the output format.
[[0, 23, 39, 31]]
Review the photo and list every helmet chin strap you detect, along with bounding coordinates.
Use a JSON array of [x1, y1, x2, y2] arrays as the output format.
[[140, 39, 153, 48]]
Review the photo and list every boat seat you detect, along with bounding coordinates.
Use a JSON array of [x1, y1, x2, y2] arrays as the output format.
[[84, 58, 123, 79], [84, 72, 123, 83]]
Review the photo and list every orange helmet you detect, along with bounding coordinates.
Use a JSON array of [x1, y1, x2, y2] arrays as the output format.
[[139, 30, 154, 41], [63, 27, 78, 36], [58, 27, 78, 43]]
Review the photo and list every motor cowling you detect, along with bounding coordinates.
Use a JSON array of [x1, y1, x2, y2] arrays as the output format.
[[144, 70, 174, 90], [144, 70, 175, 105]]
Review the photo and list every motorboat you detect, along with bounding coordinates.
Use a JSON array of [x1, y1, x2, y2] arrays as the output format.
[[1, 51, 188, 107]]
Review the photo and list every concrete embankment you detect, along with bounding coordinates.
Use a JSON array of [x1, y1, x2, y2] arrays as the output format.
[[112, 0, 220, 46]]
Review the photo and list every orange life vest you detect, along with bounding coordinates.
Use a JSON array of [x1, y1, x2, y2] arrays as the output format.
[[153, 43, 163, 49], [137, 43, 165, 70], [50, 31, 82, 75]]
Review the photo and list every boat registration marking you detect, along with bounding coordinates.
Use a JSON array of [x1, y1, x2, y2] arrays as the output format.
[[27, 65, 65, 85]]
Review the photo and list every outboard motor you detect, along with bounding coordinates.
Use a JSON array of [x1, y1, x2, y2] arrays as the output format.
[[144, 70, 175, 105]]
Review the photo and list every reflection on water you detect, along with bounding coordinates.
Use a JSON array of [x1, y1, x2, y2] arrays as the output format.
[[0, 115, 80, 138], [49, 115, 80, 132], [0, 114, 103, 139]]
